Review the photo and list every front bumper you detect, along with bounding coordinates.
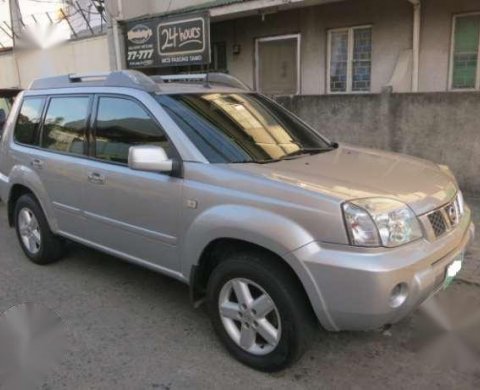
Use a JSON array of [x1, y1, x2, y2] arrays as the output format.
[[289, 208, 475, 331]]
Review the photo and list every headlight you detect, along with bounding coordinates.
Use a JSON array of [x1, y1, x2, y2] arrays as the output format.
[[343, 198, 423, 248]]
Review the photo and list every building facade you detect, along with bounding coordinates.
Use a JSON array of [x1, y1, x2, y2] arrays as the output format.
[[1, 0, 480, 95], [108, 0, 480, 95], [155, 0, 480, 95]]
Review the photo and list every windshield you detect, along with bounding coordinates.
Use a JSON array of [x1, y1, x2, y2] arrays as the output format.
[[155, 93, 331, 163]]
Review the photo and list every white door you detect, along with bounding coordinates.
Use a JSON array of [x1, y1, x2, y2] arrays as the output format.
[[256, 34, 300, 95]]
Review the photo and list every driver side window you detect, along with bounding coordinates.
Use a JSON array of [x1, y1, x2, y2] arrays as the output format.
[[94, 97, 170, 164]]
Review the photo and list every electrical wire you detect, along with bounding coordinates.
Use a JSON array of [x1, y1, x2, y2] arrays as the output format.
[[21, 0, 68, 4], [8, 3, 103, 25], [1, 0, 105, 44]]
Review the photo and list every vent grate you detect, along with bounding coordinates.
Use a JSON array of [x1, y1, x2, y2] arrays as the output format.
[[425, 196, 462, 240], [427, 210, 448, 237]]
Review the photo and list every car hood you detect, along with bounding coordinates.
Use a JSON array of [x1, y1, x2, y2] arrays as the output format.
[[229, 144, 457, 215]]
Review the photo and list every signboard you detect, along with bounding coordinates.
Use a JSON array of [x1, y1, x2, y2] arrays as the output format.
[[125, 12, 210, 68], [126, 22, 156, 68]]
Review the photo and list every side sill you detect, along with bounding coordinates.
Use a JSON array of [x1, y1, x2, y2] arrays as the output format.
[[58, 230, 189, 284]]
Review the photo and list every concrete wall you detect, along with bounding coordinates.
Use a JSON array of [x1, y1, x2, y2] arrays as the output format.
[[9, 35, 110, 88], [0, 53, 20, 88], [277, 92, 480, 194], [420, 0, 480, 92]]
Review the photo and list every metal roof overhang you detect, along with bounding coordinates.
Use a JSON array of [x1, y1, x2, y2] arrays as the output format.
[[126, 0, 348, 23], [208, 0, 347, 22]]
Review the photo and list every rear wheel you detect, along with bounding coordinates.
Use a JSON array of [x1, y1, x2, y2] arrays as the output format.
[[14, 194, 65, 265], [207, 250, 315, 371]]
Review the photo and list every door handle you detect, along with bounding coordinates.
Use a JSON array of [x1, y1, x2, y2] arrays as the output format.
[[31, 159, 44, 169], [87, 172, 106, 185]]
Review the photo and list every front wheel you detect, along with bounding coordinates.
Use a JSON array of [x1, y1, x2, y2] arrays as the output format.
[[207, 251, 315, 371]]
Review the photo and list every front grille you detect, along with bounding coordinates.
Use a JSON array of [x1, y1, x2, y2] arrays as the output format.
[[424, 195, 462, 240], [427, 210, 448, 237]]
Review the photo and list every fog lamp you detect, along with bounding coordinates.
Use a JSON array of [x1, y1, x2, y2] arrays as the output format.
[[389, 283, 408, 308]]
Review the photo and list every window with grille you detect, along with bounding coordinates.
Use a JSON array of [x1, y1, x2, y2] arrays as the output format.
[[211, 42, 227, 72], [328, 26, 372, 93], [451, 14, 480, 90]]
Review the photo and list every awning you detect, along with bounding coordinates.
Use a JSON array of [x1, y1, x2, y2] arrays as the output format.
[[126, 0, 347, 23]]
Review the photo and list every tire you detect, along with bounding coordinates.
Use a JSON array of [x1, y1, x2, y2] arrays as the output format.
[[207, 250, 316, 372], [14, 194, 65, 265]]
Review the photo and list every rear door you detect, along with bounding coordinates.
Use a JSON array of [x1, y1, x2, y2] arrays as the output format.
[[81, 95, 183, 273], [11, 94, 92, 237]]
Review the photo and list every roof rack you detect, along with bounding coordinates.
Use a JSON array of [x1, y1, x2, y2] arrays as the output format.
[[151, 73, 251, 91], [29, 70, 160, 92]]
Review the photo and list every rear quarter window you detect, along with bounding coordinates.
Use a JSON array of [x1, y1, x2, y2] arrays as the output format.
[[14, 97, 46, 146]]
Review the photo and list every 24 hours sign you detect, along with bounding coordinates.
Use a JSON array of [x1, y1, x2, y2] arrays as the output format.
[[125, 12, 211, 68]]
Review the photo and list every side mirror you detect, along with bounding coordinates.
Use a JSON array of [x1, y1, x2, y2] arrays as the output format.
[[128, 145, 173, 173]]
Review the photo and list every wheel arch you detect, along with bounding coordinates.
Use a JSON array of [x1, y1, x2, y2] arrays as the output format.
[[8, 184, 35, 226], [7, 181, 57, 232], [182, 205, 336, 328], [181, 205, 315, 275], [189, 238, 317, 318]]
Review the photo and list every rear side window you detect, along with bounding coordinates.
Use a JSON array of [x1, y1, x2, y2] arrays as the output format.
[[14, 97, 45, 146], [94, 97, 170, 164], [42, 96, 90, 155]]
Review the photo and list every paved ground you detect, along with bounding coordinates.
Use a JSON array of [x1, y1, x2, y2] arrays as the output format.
[[0, 200, 480, 390], [459, 196, 480, 285]]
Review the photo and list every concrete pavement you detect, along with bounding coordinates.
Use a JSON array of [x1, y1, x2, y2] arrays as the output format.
[[0, 200, 479, 389]]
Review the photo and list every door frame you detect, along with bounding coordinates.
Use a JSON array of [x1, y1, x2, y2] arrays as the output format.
[[255, 33, 301, 95]]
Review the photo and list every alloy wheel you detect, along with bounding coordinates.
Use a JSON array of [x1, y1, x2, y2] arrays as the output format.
[[218, 278, 281, 355], [18, 208, 41, 255]]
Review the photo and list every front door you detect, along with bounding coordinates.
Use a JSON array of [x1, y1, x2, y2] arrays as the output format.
[[82, 95, 182, 273], [256, 34, 300, 95]]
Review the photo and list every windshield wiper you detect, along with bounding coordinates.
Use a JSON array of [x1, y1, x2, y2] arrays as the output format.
[[281, 145, 337, 160], [230, 159, 278, 164], [230, 143, 339, 164]]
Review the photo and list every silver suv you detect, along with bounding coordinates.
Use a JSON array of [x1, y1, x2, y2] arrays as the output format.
[[0, 71, 474, 371]]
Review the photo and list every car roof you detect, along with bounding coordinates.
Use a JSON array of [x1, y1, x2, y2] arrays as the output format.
[[27, 70, 251, 95], [154, 83, 249, 95]]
